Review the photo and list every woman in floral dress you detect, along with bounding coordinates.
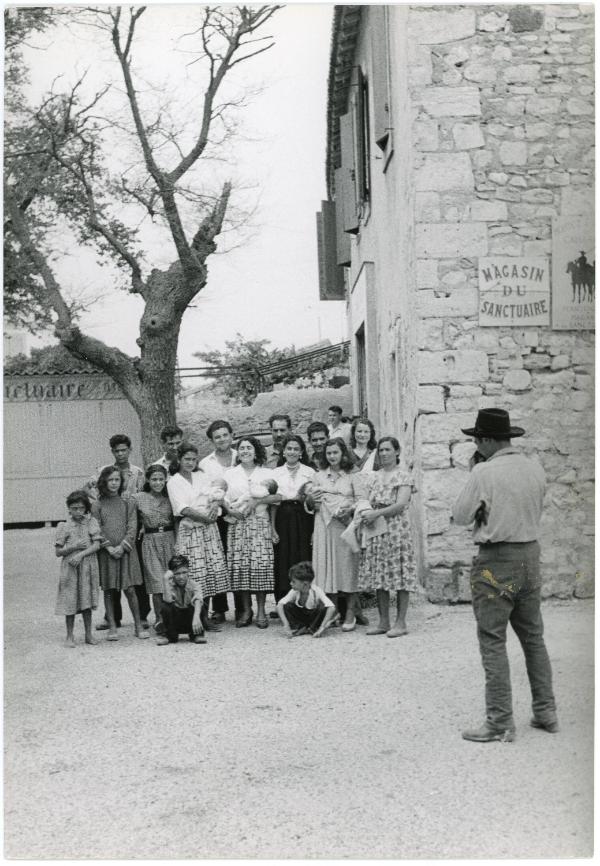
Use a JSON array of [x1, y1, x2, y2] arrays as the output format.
[[357, 436, 418, 637]]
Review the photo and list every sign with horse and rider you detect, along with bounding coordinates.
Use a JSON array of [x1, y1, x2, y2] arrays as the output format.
[[552, 212, 595, 331], [478, 257, 550, 327]]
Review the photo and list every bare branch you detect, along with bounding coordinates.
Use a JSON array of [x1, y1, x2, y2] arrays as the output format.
[[191, 180, 232, 256]]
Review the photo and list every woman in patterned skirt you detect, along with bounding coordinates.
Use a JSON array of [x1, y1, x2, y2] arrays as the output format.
[[167, 443, 229, 630], [134, 463, 175, 634], [224, 436, 279, 629], [357, 436, 418, 638]]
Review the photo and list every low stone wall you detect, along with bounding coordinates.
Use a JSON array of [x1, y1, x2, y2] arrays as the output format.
[[176, 385, 353, 459]]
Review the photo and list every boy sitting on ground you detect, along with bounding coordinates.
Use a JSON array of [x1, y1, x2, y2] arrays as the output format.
[[157, 554, 206, 645], [277, 561, 338, 638]]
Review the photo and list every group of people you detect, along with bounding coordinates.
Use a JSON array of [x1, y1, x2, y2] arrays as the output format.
[[54, 406, 418, 647], [54, 400, 559, 743]]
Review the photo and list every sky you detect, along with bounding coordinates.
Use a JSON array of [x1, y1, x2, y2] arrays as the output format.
[[16, 4, 346, 366]]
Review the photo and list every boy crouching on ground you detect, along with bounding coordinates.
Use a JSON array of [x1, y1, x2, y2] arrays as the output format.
[[157, 554, 206, 645], [277, 561, 338, 638]]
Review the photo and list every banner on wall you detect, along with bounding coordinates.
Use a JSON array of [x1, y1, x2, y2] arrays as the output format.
[[478, 257, 550, 327], [551, 213, 595, 330]]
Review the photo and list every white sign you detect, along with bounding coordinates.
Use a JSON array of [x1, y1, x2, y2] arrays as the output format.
[[478, 257, 550, 327], [551, 214, 595, 330]]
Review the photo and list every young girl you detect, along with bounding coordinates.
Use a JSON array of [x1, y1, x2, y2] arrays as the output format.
[[54, 490, 102, 647], [134, 463, 176, 635], [92, 465, 150, 641]]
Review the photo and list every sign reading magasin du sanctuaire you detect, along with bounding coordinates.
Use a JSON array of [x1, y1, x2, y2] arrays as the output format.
[[478, 257, 550, 327], [4, 375, 125, 401]]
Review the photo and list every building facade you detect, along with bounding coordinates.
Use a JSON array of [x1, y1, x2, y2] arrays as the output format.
[[317, 4, 595, 599]]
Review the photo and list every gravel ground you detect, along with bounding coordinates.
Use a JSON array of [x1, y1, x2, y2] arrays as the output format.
[[4, 528, 594, 859]]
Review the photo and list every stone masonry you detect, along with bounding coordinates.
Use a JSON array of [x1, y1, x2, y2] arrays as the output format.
[[408, 4, 594, 601]]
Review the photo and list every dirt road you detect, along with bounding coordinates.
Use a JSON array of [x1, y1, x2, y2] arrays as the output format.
[[4, 528, 593, 858]]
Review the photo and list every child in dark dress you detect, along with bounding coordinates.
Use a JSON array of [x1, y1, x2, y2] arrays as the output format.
[[277, 561, 338, 638]]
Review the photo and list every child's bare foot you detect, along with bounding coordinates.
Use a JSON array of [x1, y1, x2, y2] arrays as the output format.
[[84, 635, 98, 646], [135, 628, 150, 639], [106, 630, 119, 641], [387, 624, 408, 638], [64, 636, 76, 648], [292, 626, 309, 636]]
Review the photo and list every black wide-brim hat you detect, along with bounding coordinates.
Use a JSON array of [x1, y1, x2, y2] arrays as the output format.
[[461, 408, 525, 439]]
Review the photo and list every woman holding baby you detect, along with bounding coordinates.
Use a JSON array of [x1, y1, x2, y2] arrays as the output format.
[[223, 436, 280, 629], [166, 442, 229, 621]]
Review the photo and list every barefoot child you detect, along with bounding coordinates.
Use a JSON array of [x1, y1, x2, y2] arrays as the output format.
[[157, 554, 206, 645], [54, 490, 102, 647], [277, 561, 338, 638], [92, 466, 150, 641]]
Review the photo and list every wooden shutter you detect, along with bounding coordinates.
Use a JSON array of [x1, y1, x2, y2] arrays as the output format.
[[334, 167, 351, 266], [316, 201, 345, 300], [371, 6, 392, 152], [339, 112, 359, 234]]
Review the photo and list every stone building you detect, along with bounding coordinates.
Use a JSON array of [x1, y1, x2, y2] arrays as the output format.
[[317, 4, 595, 599]]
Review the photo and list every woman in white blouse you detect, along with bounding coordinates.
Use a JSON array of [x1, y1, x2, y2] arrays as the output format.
[[223, 436, 280, 629], [270, 434, 315, 607], [166, 442, 229, 627]]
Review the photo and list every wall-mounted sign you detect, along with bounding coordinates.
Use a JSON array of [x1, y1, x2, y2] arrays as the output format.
[[551, 213, 595, 331], [478, 257, 550, 327], [4, 375, 125, 402]]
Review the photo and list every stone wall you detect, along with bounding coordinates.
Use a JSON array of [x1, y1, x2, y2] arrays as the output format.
[[407, 3, 595, 600], [176, 385, 352, 459]]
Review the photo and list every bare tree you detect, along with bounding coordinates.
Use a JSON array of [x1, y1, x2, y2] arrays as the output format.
[[4, 5, 279, 461]]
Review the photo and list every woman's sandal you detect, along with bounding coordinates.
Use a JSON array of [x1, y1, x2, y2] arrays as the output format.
[[366, 626, 388, 635], [235, 611, 253, 628], [255, 617, 269, 629]]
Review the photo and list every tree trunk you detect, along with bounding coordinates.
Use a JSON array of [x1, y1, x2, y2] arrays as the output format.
[[131, 265, 185, 464]]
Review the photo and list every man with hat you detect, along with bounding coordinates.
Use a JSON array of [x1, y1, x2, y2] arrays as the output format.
[[452, 408, 558, 743]]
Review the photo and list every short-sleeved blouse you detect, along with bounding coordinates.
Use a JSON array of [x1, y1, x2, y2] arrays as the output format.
[[224, 465, 275, 516], [271, 463, 315, 500], [167, 470, 215, 517], [309, 468, 357, 525], [365, 468, 413, 507], [134, 492, 174, 529]]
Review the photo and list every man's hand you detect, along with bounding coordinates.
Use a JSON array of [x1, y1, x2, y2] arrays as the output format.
[[192, 614, 203, 635], [271, 529, 280, 544], [474, 500, 488, 527]]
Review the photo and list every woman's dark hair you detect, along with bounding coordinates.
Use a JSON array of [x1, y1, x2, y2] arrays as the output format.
[[377, 436, 401, 465], [143, 463, 168, 494], [277, 433, 311, 467], [288, 561, 315, 584], [169, 442, 199, 476], [235, 435, 267, 466], [97, 465, 124, 498], [350, 417, 377, 451], [66, 490, 92, 513], [206, 419, 233, 440], [160, 424, 183, 442], [109, 433, 131, 450], [320, 437, 354, 472], [168, 554, 190, 571]]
